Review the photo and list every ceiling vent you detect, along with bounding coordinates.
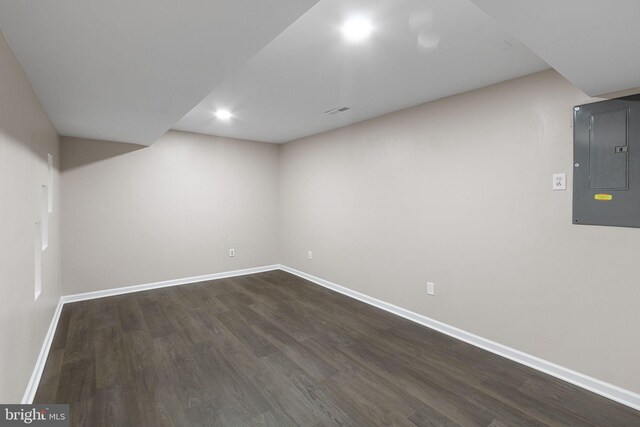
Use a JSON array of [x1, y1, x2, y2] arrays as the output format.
[[324, 106, 351, 115]]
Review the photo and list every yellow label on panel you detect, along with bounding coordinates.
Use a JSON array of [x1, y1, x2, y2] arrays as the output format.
[[594, 194, 613, 201]]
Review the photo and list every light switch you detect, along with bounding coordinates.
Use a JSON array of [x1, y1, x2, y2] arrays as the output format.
[[553, 173, 566, 191]]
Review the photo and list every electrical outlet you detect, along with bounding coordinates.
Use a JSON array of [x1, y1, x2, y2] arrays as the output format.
[[553, 173, 566, 191], [308, 250, 312, 260], [427, 282, 435, 296], [229, 248, 235, 257]]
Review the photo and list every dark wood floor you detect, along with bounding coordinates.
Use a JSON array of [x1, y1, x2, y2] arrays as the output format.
[[35, 270, 639, 426]]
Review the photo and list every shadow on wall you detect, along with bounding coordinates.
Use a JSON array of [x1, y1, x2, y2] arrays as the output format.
[[600, 86, 640, 100], [61, 136, 146, 171]]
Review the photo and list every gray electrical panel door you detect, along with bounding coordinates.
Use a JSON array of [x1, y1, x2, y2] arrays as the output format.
[[573, 95, 640, 227]]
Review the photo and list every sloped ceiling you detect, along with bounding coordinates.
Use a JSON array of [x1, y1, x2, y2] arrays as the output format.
[[173, 0, 549, 143], [0, 0, 318, 145], [3, 0, 638, 145], [469, 0, 640, 96]]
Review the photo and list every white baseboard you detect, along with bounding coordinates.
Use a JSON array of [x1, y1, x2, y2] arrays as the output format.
[[23, 264, 279, 403], [25, 264, 640, 412], [278, 264, 640, 412], [22, 298, 64, 404], [61, 265, 280, 304]]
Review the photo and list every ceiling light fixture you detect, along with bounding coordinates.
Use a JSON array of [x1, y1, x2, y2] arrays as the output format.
[[214, 109, 232, 120], [341, 16, 373, 42]]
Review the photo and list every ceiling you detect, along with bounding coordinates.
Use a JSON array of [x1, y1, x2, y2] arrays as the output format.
[[1, 0, 639, 145], [468, 0, 640, 97], [0, 0, 318, 145], [173, 0, 549, 143]]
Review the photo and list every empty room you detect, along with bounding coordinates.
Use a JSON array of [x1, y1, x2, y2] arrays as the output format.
[[2, 0, 640, 426]]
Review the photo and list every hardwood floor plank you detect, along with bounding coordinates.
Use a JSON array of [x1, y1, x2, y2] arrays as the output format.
[[338, 331, 545, 425], [322, 372, 417, 426], [135, 290, 178, 339], [518, 375, 637, 426], [408, 408, 462, 427], [183, 400, 224, 427], [236, 305, 338, 381], [32, 348, 64, 403], [477, 376, 595, 426], [153, 333, 214, 410], [34, 271, 640, 426], [254, 351, 354, 426], [117, 296, 146, 333], [55, 358, 96, 426], [215, 310, 280, 358], [332, 338, 496, 426], [62, 302, 96, 364], [51, 304, 73, 351]]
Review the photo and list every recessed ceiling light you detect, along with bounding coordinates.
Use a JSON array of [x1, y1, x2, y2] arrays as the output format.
[[214, 109, 232, 120], [341, 16, 373, 42]]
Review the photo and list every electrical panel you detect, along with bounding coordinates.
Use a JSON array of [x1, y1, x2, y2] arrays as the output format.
[[573, 95, 640, 227]]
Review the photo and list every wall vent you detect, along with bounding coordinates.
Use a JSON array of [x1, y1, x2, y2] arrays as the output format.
[[324, 106, 351, 115]]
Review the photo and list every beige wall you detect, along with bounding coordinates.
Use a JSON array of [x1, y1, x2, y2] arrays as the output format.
[[279, 70, 640, 394], [0, 32, 61, 402], [61, 131, 280, 295], [3, 12, 635, 404]]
